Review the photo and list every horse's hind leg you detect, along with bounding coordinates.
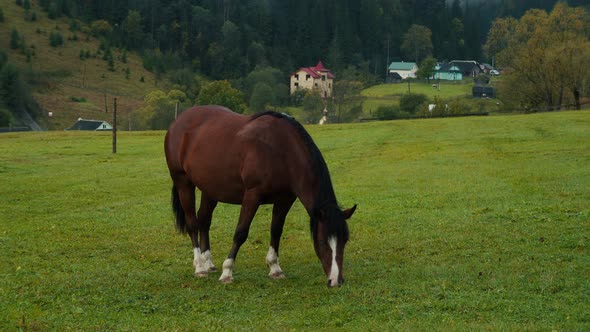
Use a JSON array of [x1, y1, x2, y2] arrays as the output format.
[[196, 194, 218, 275], [173, 180, 204, 276], [267, 196, 295, 279]]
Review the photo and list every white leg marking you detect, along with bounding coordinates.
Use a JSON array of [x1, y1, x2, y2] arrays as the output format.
[[266, 247, 285, 278], [328, 237, 339, 287], [194, 248, 208, 277], [201, 250, 216, 272], [219, 258, 234, 283]]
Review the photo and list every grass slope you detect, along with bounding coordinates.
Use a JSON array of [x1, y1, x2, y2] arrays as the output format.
[[1, 110, 589, 329], [0, 2, 158, 130]]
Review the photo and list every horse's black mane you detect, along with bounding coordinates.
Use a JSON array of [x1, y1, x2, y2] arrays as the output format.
[[251, 111, 349, 241]]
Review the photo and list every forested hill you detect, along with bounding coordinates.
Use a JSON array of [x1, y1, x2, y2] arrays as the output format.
[[30, 0, 585, 78], [2, 0, 589, 130]]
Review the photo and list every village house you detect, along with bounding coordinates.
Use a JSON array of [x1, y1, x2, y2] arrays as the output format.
[[66, 118, 113, 131], [387, 61, 418, 79], [434, 63, 463, 81], [290, 61, 335, 98], [448, 60, 481, 77]]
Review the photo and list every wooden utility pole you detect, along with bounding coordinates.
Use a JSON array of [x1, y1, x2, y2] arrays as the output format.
[[112, 97, 117, 154]]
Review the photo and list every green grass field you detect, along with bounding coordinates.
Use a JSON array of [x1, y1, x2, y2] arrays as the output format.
[[1, 111, 589, 330], [361, 80, 502, 117], [362, 80, 473, 98]]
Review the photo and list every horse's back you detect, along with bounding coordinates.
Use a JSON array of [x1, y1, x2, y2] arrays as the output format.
[[164, 106, 257, 203], [166, 105, 242, 139], [165, 106, 306, 204]]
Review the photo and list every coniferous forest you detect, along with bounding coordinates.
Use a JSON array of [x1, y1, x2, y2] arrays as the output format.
[[33, 0, 587, 78], [1, 0, 589, 129]]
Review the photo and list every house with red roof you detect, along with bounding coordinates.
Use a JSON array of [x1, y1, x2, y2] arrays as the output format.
[[290, 61, 335, 98]]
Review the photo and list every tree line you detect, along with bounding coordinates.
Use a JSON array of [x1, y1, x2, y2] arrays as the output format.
[[485, 2, 590, 111], [34, 0, 582, 79]]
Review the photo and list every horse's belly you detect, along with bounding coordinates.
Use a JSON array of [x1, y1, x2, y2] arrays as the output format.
[[196, 180, 245, 204]]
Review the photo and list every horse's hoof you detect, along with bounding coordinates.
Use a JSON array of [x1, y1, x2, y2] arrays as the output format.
[[195, 271, 209, 278], [269, 272, 286, 279], [219, 276, 233, 284], [208, 266, 218, 273]]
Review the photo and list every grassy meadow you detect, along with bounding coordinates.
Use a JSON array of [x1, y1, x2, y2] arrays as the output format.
[[1, 111, 589, 330], [361, 80, 502, 117]]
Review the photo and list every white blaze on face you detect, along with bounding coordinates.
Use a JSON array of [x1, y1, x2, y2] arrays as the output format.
[[328, 236, 339, 287]]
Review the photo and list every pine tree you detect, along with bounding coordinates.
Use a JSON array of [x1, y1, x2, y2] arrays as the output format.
[[10, 29, 20, 50]]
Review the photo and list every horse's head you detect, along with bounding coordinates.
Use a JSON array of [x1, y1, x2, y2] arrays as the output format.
[[312, 204, 357, 288]]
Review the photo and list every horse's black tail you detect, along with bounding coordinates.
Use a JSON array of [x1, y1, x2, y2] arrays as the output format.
[[171, 185, 187, 234]]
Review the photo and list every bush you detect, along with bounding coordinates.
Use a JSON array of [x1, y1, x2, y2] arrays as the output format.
[[25, 11, 37, 22], [249, 82, 275, 113], [90, 20, 112, 37], [70, 96, 86, 103], [49, 31, 63, 47], [448, 98, 469, 115], [400, 93, 428, 114], [374, 105, 413, 120], [69, 19, 80, 32], [10, 29, 20, 50], [0, 108, 14, 126]]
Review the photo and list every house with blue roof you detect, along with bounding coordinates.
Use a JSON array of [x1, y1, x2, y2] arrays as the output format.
[[434, 63, 463, 81]]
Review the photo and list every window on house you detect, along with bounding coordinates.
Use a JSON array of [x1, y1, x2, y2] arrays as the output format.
[[295, 74, 299, 80], [322, 75, 326, 81], [306, 74, 310, 80], [315, 83, 318, 87], [294, 82, 299, 87]]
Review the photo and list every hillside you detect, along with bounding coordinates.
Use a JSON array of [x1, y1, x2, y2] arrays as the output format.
[[0, 2, 158, 130]]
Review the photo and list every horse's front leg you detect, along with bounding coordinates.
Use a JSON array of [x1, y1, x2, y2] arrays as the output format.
[[219, 190, 260, 284], [267, 196, 295, 279]]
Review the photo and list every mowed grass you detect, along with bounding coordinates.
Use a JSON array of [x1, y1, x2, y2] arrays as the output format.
[[1, 111, 589, 330], [362, 81, 473, 98], [361, 80, 501, 116]]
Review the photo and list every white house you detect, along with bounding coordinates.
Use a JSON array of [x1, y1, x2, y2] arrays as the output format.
[[388, 61, 418, 79]]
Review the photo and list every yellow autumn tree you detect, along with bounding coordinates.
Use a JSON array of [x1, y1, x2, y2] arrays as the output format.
[[485, 3, 590, 111], [131, 89, 187, 130]]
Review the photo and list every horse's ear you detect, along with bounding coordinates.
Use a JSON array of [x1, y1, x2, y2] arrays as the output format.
[[343, 204, 357, 220]]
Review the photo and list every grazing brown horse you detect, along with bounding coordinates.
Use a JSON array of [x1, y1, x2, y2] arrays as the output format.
[[164, 105, 356, 287]]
